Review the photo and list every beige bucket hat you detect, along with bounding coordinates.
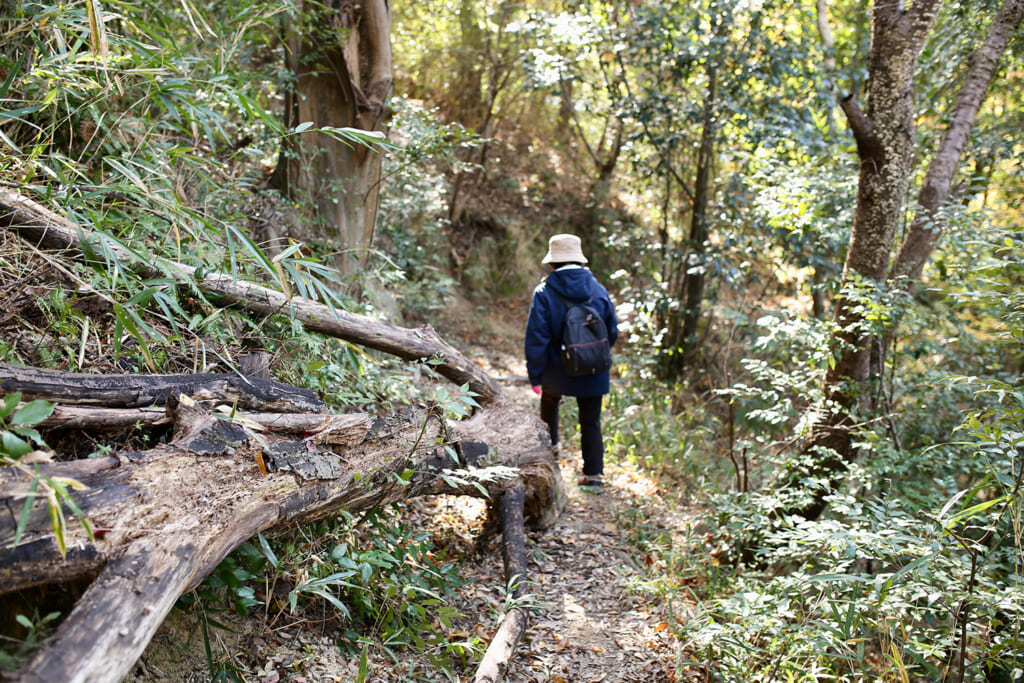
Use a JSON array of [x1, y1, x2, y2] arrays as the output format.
[[541, 233, 588, 264]]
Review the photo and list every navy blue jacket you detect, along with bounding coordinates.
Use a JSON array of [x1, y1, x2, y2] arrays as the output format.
[[525, 267, 618, 397]]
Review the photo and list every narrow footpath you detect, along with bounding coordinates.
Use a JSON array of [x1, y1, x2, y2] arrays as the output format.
[[452, 317, 695, 682]]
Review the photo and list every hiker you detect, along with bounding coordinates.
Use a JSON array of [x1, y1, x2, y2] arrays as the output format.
[[525, 234, 618, 488]]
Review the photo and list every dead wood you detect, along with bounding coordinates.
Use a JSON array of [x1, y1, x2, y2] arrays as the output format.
[[474, 486, 531, 683], [0, 189, 562, 681], [0, 362, 324, 413], [37, 405, 170, 430], [1, 389, 556, 683], [33, 404, 372, 437], [0, 189, 500, 403], [0, 397, 531, 596], [2, 396, 541, 683]]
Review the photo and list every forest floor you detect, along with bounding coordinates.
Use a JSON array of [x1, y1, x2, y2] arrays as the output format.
[[123, 294, 702, 682]]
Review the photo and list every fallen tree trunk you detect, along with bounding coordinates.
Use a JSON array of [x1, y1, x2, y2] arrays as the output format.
[[2, 394, 538, 683], [33, 403, 354, 433], [0, 362, 324, 413], [474, 486, 531, 683], [0, 189, 500, 402], [0, 380, 555, 596]]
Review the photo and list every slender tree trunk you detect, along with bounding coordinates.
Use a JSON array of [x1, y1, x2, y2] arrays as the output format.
[[811, 267, 827, 319], [658, 64, 716, 380], [891, 0, 1024, 283], [680, 64, 717, 371], [809, 0, 1023, 500]]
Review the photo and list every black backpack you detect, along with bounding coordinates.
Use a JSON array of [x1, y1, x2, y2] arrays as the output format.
[[553, 291, 612, 377]]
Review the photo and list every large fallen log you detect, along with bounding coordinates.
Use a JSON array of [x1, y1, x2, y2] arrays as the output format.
[[2, 392, 547, 683], [0, 189, 562, 682]]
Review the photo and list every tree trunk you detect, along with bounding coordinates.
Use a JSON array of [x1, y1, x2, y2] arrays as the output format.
[[271, 0, 393, 280], [891, 0, 1024, 283], [0, 363, 324, 412], [680, 64, 717, 372], [793, 1, 944, 519], [659, 64, 717, 380], [800, 0, 1024, 519]]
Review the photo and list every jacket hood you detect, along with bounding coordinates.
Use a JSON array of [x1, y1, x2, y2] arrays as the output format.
[[545, 267, 597, 302]]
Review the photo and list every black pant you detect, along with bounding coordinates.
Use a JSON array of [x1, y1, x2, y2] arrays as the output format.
[[539, 390, 604, 477]]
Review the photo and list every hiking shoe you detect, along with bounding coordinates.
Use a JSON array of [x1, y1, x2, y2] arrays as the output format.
[[577, 475, 603, 489]]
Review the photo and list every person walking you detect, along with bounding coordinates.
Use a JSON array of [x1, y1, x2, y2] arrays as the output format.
[[525, 234, 618, 489]]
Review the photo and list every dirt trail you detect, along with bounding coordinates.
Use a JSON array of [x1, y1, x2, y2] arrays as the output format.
[[454, 308, 693, 682], [475, 388, 689, 682]]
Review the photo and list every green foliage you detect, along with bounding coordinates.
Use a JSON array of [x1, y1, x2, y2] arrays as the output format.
[[373, 98, 479, 316], [608, 225, 1024, 681], [606, 376, 723, 494], [189, 507, 476, 676], [0, 609, 62, 673], [0, 0, 361, 376], [0, 392, 54, 461], [0, 392, 94, 559]]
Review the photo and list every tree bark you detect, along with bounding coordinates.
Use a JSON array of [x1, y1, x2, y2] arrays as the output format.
[[806, 0, 1023, 507], [0, 363, 324, 412], [797, 1, 943, 519], [2, 393, 545, 683], [658, 63, 716, 380], [271, 0, 393, 279], [679, 63, 717, 373], [891, 0, 1024, 283], [792, 0, 1023, 520]]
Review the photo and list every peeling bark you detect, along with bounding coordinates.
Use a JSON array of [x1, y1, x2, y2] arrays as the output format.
[[1, 379, 554, 682]]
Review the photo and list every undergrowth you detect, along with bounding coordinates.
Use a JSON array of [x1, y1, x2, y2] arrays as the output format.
[[183, 507, 478, 681], [606, 229, 1024, 682]]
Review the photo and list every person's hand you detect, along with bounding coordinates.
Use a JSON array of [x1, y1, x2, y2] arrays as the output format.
[[531, 385, 542, 395]]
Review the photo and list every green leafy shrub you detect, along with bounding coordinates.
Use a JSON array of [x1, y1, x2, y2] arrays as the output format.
[[374, 98, 480, 317], [0, 392, 93, 558], [655, 229, 1024, 681], [191, 506, 476, 675]]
